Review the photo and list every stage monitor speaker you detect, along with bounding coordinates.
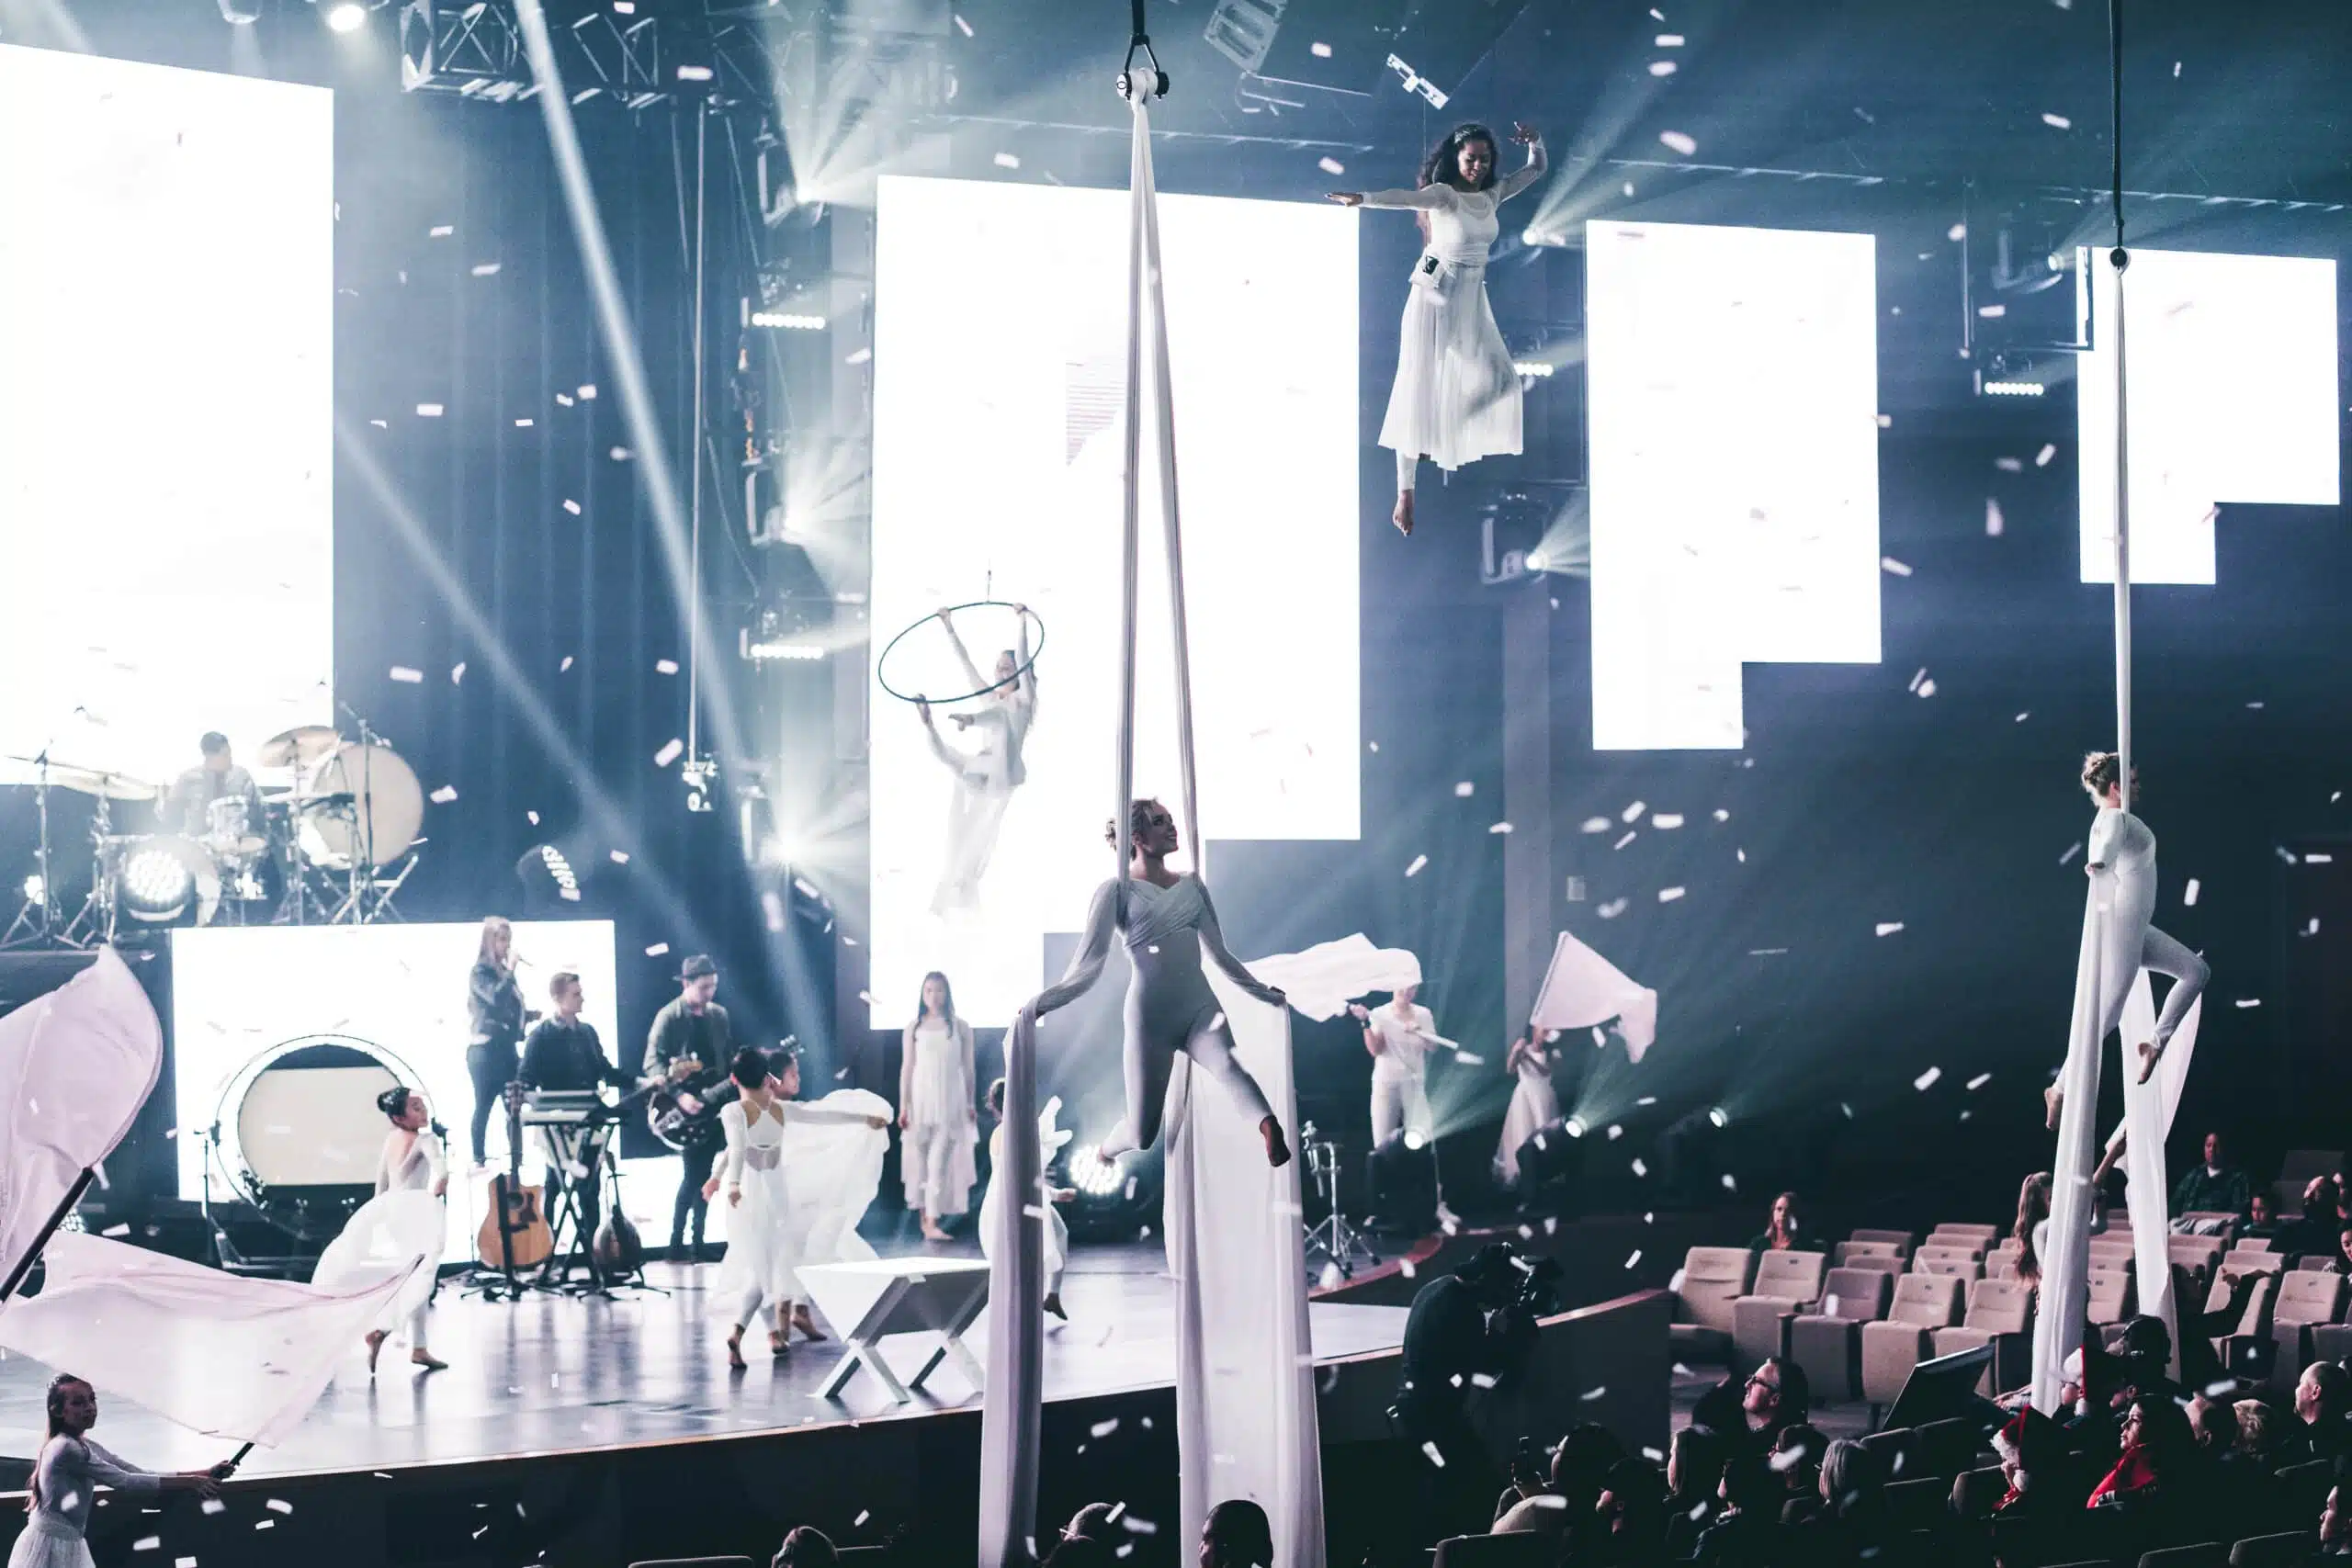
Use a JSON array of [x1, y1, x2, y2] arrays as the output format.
[[1883, 1343, 1995, 1433], [1364, 1130, 1437, 1235]]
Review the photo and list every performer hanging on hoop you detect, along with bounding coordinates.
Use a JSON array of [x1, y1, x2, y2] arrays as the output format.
[[163, 730, 263, 839], [648, 953, 737, 1260], [1031, 798, 1293, 1168], [1329, 121, 1547, 537], [13, 1375, 232, 1568], [915, 604, 1036, 915], [364, 1087, 449, 1374], [520, 970, 630, 1243]]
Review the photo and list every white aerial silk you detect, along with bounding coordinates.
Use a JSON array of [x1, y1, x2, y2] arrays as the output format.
[[1528, 931, 1658, 1062], [0, 1232, 414, 1447], [0, 949, 162, 1296]]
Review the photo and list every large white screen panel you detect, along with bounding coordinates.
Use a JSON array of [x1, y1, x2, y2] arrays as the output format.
[[0, 45, 333, 783], [1586, 220, 1881, 750], [871, 175, 1359, 1026], [2077, 248, 2338, 584], [171, 922, 620, 1257]]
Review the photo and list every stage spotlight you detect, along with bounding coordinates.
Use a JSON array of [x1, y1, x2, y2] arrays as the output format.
[[20, 874, 42, 904], [325, 3, 367, 31], [1707, 1106, 1729, 1129], [216, 0, 260, 22], [1066, 1144, 1125, 1199], [119, 844, 197, 922], [1564, 1114, 1587, 1138], [751, 310, 827, 331], [1526, 548, 1552, 572]]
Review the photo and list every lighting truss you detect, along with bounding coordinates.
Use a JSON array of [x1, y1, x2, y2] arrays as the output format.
[[397, 0, 785, 107]]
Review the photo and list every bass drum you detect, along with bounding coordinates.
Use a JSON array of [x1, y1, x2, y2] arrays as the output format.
[[213, 1035, 418, 1241], [298, 742, 424, 871]]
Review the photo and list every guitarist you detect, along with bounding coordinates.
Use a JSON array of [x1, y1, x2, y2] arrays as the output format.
[[519, 970, 630, 1246], [647, 954, 737, 1261]]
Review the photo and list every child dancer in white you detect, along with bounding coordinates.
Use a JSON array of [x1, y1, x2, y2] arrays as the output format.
[[899, 971, 979, 1241], [916, 604, 1036, 914], [1032, 799, 1292, 1168], [364, 1086, 448, 1374], [1329, 121, 1546, 537], [977, 1078, 1075, 1321], [11, 1375, 229, 1568], [1495, 1032, 1560, 1185], [704, 1048, 889, 1369]]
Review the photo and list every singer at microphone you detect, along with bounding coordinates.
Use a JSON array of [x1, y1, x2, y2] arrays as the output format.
[[464, 915, 531, 1171]]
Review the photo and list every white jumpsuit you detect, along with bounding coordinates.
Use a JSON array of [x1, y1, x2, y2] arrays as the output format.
[[925, 620, 1036, 915]]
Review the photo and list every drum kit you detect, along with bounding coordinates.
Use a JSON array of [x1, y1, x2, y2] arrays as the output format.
[[1, 712, 428, 949]]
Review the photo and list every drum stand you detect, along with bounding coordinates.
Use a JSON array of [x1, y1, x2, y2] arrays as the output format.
[[1300, 1121, 1379, 1281], [0, 756, 65, 950], [56, 797, 120, 950]]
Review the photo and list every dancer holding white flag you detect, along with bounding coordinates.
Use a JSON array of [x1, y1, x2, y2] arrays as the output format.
[[10, 1374, 232, 1568]]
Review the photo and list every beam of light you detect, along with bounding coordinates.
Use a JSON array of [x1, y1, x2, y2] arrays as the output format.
[[511, 0, 756, 789], [0, 0, 93, 51], [326, 3, 368, 33]]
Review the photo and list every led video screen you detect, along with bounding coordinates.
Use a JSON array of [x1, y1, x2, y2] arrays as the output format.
[[1585, 220, 1882, 750], [870, 175, 1361, 1025], [0, 45, 333, 786]]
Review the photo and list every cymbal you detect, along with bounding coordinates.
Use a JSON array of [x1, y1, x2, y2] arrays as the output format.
[[257, 725, 342, 771], [3, 756, 158, 800]]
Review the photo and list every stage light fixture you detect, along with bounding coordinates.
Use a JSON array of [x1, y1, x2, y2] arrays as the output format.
[[325, 3, 368, 31], [1526, 548, 1551, 572], [120, 846, 197, 922], [216, 0, 260, 23], [1067, 1144, 1125, 1199], [1981, 379, 2046, 397], [1564, 1115, 1587, 1138], [20, 874, 42, 903], [752, 310, 827, 331], [1384, 53, 1448, 109], [1707, 1106, 1729, 1129], [1512, 361, 1555, 378]]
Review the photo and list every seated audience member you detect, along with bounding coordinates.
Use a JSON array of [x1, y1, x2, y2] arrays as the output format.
[[2334, 1224, 2352, 1279], [2233, 1397, 2290, 1468], [1664, 1425, 1730, 1560], [2324, 1478, 2352, 1556], [1200, 1499, 1272, 1568], [2171, 1132, 2251, 1226], [1497, 1423, 1619, 1548], [1749, 1191, 1804, 1253], [1993, 1406, 2076, 1517], [2171, 1267, 2260, 1393], [2087, 1394, 2198, 1512], [2188, 1393, 2241, 1453], [1771, 1423, 1827, 1518], [2288, 1178, 2346, 1259], [2114, 1314, 2188, 1405], [1797, 1437, 1890, 1562], [1596, 1457, 1670, 1563], [2299, 1361, 2352, 1461], [771, 1527, 837, 1568], [1692, 1357, 1812, 1461], [2243, 1189, 2285, 1244], [1695, 1457, 1785, 1566]]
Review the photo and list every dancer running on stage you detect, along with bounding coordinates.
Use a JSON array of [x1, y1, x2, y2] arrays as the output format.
[[363, 1087, 448, 1374], [977, 1077, 1075, 1321], [1032, 798, 1292, 1167], [1329, 121, 1546, 537], [11, 1375, 232, 1568], [916, 604, 1036, 915], [704, 1048, 888, 1370], [464, 916, 531, 1170], [1351, 985, 1440, 1149], [899, 970, 978, 1242], [2043, 752, 2210, 1129], [1495, 1031, 1559, 1187]]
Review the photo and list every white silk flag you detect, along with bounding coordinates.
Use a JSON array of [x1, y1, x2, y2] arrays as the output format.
[[0, 947, 163, 1294], [1529, 931, 1658, 1061], [1241, 933, 1423, 1023]]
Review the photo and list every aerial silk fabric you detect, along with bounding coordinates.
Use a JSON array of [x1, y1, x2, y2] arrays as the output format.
[[1243, 933, 1422, 1023], [0, 1232, 414, 1447], [2104, 976, 2203, 1157], [311, 1189, 443, 1332], [1527, 931, 1658, 1061], [0, 948, 163, 1296], [979, 1008, 1045, 1566]]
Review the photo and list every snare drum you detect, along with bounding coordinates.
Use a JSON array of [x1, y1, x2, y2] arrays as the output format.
[[204, 795, 266, 861]]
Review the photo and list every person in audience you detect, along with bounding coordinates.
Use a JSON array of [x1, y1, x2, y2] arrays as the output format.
[[1664, 1424, 1730, 1560], [1692, 1356, 1811, 1461], [770, 1526, 836, 1568], [1597, 1457, 1670, 1564], [2087, 1393, 2197, 1511], [1993, 1406, 2075, 1517], [1771, 1422, 1826, 1516], [2169, 1266, 2260, 1395], [1748, 1191, 1803, 1253], [2013, 1171, 2051, 1294], [2189, 1393, 2241, 1454], [2332, 1223, 2352, 1279], [1695, 1455, 1785, 1564], [2231, 1397, 2287, 1464], [1801, 1438, 1891, 1563], [1200, 1499, 1272, 1568], [2289, 1178, 2347, 1259], [2243, 1189, 2286, 1245], [2173, 1132, 2252, 1228], [2298, 1361, 2352, 1461], [1393, 1243, 1549, 1546], [2324, 1479, 2352, 1555], [1497, 1423, 1619, 1552], [2114, 1314, 2187, 1406]]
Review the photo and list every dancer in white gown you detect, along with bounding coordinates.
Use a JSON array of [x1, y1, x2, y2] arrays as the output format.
[[9, 1375, 230, 1568], [2043, 752, 2210, 1129], [1329, 121, 1546, 536], [917, 605, 1036, 915], [977, 1077, 1075, 1320], [899, 971, 979, 1241], [1495, 1032, 1560, 1186], [703, 1048, 889, 1369], [360, 1087, 448, 1374], [1032, 798, 1293, 1168]]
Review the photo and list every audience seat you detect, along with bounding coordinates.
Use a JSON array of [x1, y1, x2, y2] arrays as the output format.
[[2268, 1269, 2346, 1390], [1932, 1278, 2035, 1395], [1433, 1534, 1555, 1566], [2137, 1546, 2227, 1568], [2236, 1237, 2275, 1254], [1837, 1238, 1905, 1266], [1912, 1247, 1984, 1280], [1861, 1273, 1965, 1407], [2089, 1237, 2137, 1269], [1933, 1222, 2000, 1244], [2225, 1247, 2286, 1275], [2172, 1235, 2227, 1275], [1858, 1426, 1912, 1480], [628, 1560, 757, 1568], [1791, 1267, 1894, 1402], [2307, 1320, 2352, 1365], [1841, 1253, 1909, 1285], [1733, 1248, 1828, 1363], [1669, 1247, 1758, 1364], [2276, 1460, 2335, 1519], [1884, 1475, 1950, 1530], [2227, 1530, 2316, 1567], [2088, 1267, 2135, 1326], [1913, 1417, 1985, 1480], [1951, 1464, 2007, 1520], [2295, 1256, 2335, 1272], [1849, 1227, 1915, 1258]]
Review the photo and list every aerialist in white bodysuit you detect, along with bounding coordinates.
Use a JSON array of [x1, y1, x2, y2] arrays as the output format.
[[916, 605, 1035, 916], [1030, 798, 1293, 1168], [2044, 750, 2210, 1130]]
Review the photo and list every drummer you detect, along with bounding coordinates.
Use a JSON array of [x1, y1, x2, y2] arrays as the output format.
[[165, 732, 264, 840]]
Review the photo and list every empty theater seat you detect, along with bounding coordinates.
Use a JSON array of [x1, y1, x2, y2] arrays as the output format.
[[1790, 1266, 1894, 1402], [1669, 1247, 1758, 1365], [1733, 1248, 1829, 1363], [1931, 1277, 2036, 1394], [1862, 1271, 1965, 1408], [2268, 1269, 2346, 1390], [1911, 1247, 1984, 1280]]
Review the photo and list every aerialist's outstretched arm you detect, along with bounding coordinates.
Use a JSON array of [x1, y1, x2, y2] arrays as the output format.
[[1032, 879, 1117, 1017], [1194, 882, 1286, 1010]]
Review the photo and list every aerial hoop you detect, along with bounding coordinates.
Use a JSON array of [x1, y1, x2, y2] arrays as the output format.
[[874, 600, 1045, 705]]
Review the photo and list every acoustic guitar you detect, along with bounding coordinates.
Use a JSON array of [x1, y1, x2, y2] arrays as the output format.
[[476, 1080, 554, 1271]]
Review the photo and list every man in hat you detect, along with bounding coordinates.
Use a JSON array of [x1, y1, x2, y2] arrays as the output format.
[[647, 954, 737, 1259]]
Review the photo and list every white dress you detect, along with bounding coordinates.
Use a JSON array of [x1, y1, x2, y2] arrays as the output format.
[[8, 1437, 162, 1568], [314, 1129, 447, 1348], [978, 1112, 1069, 1298], [926, 621, 1036, 915], [901, 1015, 978, 1216], [711, 1094, 882, 1329], [1362, 139, 1548, 473], [1495, 1041, 1560, 1185]]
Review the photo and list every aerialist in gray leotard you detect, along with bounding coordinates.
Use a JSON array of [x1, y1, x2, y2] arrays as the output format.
[[1030, 798, 1292, 1168]]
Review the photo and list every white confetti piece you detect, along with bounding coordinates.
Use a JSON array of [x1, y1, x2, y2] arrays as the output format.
[[992, 152, 1022, 169], [655, 659, 679, 675], [1122, 1516, 1158, 1535], [654, 738, 684, 767], [1623, 800, 1647, 822], [1613, 830, 1636, 851], [1401, 1258, 1416, 1278], [1907, 667, 1926, 693], [201, 1498, 225, 1515], [1722, 1173, 1738, 1191], [609, 850, 630, 864], [1598, 897, 1628, 919], [562, 499, 582, 515], [855, 1511, 870, 1528], [2036, 443, 2057, 467], [1453, 781, 1475, 796], [102, 1223, 130, 1237], [1653, 813, 1684, 829], [1914, 1066, 1941, 1091], [1581, 816, 1612, 832], [1405, 854, 1428, 877], [645, 942, 670, 957], [1918, 679, 1939, 698], [610, 446, 633, 461], [450, 661, 467, 683], [2016, 711, 2030, 723], [470, 261, 501, 276], [1966, 1072, 1992, 1091], [1948, 222, 1967, 242], [1996, 456, 2025, 472], [1986, 497, 2006, 536], [1876, 921, 1905, 937], [429, 223, 454, 237], [2234, 998, 2261, 1009], [1631, 1157, 1648, 1177], [1320, 1261, 1343, 1290], [1488, 820, 1513, 835], [2041, 111, 2071, 130], [560, 655, 574, 671], [1648, 60, 1678, 75], [1581, 1384, 1608, 1401], [1455, 1052, 1484, 1066], [1625, 1249, 1642, 1269], [1317, 156, 1345, 175], [2060, 840, 2083, 864], [1421, 1441, 1447, 1468], [2184, 877, 2200, 906], [416, 402, 445, 418], [390, 665, 423, 683], [527, 810, 541, 826], [1657, 886, 1686, 902], [429, 784, 458, 805], [133, 1539, 160, 1551], [515, 418, 534, 427], [1881, 557, 1913, 576], [578, 384, 597, 399], [1659, 130, 1697, 155]]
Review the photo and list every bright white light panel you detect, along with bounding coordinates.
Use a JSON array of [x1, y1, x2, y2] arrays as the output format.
[[1584, 220, 1882, 750], [2077, 247, 2338, 584], [871, 175, 1360, 1025], [0, 45, 333, 784]]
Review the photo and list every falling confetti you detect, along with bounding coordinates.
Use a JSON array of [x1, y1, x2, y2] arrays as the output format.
[[450, 661, 467, 683], [609, 850, 630, 864], [429, 785, 458, 805], [2060, 841, 2083, 865], [1488, 821, 1513, 835], [2184, 877, 2200, 907], [1613, 830, 1636, 851], [1986, 498, 2006, 536], [390, 665, 424, 683], [646, 942, 670, 957], [2234, 998, 2261, 1009], [992, 152, 1022, 169], [1914, 1066, 1942, 1091], [1658, 130, 1697, 155], [560, 655, 575, 672], [416, 403, 445, 418], [470, 262, 501, 276], [1653, 813, 1684, 829], [1317, 156, 1345, 175], [654, 738, 685, 767], [2036, 443, 2057, 467], [1405, 854, 1428, 877], [1649, 61, 1677, 75], [1626, 1249, 1642, 1269], [1598, 897, 1629, 919], [2041, 112, 2072, 130], [1881, 557, 1913, 577], [1453, 781, 1475, 797], [1876, 921, 1905, 937], [429, 223, 454, 237], [1421, 1441, 1447, 1468], [1657, 886, 1686, 903], [1966, 1072, 1992, 1091], [1581, 816, 1612, 833], [1996, 456, 2024, 472]]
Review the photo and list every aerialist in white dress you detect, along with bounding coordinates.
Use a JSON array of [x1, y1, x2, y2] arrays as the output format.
[[703, 1048, 889, 1369], [1032, 798, 1293, 1168], [899, 970, 979, 1241], [354, 1086, 448, 1375], [916, 604, 1036, 915], [1495, 1032, 1560, 1186], [9, 1375, 230, 1568], [2043, 751, 2210, 1130], [1330, 121, 1547, 537], [977, 1077, 1075, 1320]]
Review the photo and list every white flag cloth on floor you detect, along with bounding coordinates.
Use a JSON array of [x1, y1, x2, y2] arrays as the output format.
[[1243, 933, 1422, 1022], [1528, 931, 1658, 1060], [311, 1189, 444, 1331], [0, 948, 163, 1293], [1167, 974, 1325, 1568], [0, 1232, 417, 1447]]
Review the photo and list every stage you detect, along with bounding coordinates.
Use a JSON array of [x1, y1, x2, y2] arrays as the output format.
[[0, 1243, 1408, 1482]]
